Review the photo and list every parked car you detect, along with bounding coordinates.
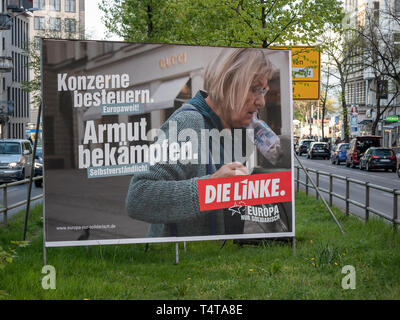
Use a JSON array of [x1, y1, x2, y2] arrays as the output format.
[[0, 139, 33, 181], [392, 146, 400, 178], [296, 139, 315, 156], [34, 146, 43, 187], [330, 143, 349, 165], [359, 147, 396, 172], [346, 136, 381, 168], [307, 142, 330, 159]]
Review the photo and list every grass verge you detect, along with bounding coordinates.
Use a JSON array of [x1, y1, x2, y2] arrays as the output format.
[[0, 191, 400, 300]]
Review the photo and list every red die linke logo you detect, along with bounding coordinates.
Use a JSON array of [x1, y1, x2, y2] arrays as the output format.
[[197, 171, 292, 211]]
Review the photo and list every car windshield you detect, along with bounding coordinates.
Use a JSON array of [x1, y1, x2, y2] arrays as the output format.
[[374, 149, 393, 157], [356, 139, 380, 153], [0, 142, 21, 154], [302, 141, 312, 146], [339, 144, 349, 151]]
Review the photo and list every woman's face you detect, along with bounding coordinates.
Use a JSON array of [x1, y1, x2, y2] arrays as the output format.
[[229, 76, 269, 128]]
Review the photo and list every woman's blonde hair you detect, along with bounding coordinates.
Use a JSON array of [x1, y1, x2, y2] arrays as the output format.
[[203, 48, 274, 115]]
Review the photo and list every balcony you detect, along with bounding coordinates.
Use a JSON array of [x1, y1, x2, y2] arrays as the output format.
[[0, 57, 13, 73]]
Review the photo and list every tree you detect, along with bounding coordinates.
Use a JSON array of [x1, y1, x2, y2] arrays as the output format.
[[355, 1, 400, 135], [99, 0, 344, 48], [320, 30, 361, 142]]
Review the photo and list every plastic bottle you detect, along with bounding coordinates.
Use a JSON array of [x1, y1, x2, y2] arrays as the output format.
[[248, 113, 280, 158]]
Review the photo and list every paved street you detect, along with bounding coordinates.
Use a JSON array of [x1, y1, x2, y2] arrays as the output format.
[[295, 155, 400, 223]]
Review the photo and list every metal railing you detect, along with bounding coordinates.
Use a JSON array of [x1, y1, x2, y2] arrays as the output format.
[[0, 176, 43, 228], [295, 165, 400, 230]]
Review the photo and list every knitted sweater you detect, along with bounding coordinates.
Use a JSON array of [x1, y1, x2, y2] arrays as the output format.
[[125, 91, 226, 237]]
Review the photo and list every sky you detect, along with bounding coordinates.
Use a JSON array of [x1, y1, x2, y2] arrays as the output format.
[[85, 0, 122, 41]]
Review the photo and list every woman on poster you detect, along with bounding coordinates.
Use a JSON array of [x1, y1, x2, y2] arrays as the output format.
[[125, 48, 282, 237]]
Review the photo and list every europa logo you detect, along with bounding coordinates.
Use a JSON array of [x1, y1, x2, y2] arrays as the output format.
[[197, 171, 292, 211]]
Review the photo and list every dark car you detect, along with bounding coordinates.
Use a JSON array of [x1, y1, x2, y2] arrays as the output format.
[[34, 146, 43, 187], [359, 147, 396, 172], [346, 136, 381, 168], [331, 143, 349, 165], [296, 139, 314, 156], [307, 142, 330, 159]]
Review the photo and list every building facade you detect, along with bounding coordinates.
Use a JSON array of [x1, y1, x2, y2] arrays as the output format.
[[0, 0, 31, 139], [28, 0, 85, 134], [344, 0, 400, 147]]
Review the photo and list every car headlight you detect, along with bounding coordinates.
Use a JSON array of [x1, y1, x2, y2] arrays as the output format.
[[8, 162, 22, 169]]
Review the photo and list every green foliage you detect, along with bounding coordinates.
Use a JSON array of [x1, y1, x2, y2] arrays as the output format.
[[1, 197, 400, 299], [100, 0, 344, 47]]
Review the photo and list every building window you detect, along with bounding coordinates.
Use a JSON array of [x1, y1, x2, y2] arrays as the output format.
[[394, 33, 400, 60], [34, 16, 45, 30], [33, 36, 41, 50], [49, 17, 61, 31], [373, 1, 379, 22], [33, 0, 45, 9], [65, 18, 76, 33], [396, 0, 400, 15], [49, 0, 60, 11], [65, 0, 76, 12]]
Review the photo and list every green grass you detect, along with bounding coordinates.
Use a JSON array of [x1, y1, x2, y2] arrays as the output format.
[[1, 191, 400, 300]]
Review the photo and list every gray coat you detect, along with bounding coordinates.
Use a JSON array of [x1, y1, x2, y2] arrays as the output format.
[[125, 103, 226, 237]]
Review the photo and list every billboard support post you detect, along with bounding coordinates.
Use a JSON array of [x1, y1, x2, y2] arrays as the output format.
[[23, 100, 42, 241], [174, 242, 179, 265], [294, 152, 345, 235]]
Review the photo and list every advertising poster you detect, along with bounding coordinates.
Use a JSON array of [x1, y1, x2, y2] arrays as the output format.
[[42, 39, 295, 247]]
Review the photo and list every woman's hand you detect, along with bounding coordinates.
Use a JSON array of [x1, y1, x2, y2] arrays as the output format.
[[210, 162, 248, 178]]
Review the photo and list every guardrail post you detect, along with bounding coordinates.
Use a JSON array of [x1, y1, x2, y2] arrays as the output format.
[[316, 171, 320, 200], [3, 185, 7, 228], [393, 191, 398, 231], [329, 174, 333, 207], [365, 183, 370, 222], [345, 177, 349, 217], [305, 171, 309, 196]]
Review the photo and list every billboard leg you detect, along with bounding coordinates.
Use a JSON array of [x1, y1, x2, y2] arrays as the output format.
[[292, 237, 296, 256], [174, 242, 179, 265]]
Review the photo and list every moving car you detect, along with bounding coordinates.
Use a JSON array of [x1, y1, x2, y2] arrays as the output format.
[[34, 146, 43, 187], [346, 136, 381, 168], [0, 139, 33, 181], [331, 143, 349, 165], [296, 139, 314, 156], [307, 142, 330, 159], [359, 147, 396, 172]]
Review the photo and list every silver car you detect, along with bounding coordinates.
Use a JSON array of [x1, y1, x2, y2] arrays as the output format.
[[0, 139, 33, 181]]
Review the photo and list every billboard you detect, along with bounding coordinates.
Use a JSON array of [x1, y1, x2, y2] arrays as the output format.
[[42, 39, 295, 247]]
